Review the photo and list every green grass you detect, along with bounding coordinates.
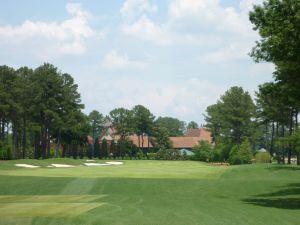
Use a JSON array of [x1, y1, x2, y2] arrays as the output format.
[[0, 159, 299, 225]]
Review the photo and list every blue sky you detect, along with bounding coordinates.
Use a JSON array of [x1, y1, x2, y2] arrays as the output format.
[[0, 0, 274, 124]]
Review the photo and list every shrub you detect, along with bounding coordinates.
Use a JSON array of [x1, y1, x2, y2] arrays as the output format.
[[213, 142, 232, 162], [156, 149, 181, 160], [147, 152, 157, 160], [228, 146, 241, 165], [255, 152, 271, 163], [192, 140, 213, 162], [6, 146, 13, 160], [229, 139, 253, 165], [239, 139, 253, 163]]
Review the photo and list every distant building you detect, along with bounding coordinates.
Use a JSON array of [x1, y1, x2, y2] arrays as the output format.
[[170, 128, 212, 150], [88, 126, 211, 151]]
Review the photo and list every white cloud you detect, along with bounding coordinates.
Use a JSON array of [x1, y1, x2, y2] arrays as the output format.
[[101, 50, 147, 70], [120, 0, 157, 18], [0, 3, 95, 58], [167, 0, 260, 35], [198, 42, 252, 63], [80, 75, 226, 123], [121, 0, 263, 51], [121, 15, 172, 45]]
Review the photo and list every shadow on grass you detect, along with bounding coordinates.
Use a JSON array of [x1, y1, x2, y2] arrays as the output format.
[[243, 183, 300, 209]]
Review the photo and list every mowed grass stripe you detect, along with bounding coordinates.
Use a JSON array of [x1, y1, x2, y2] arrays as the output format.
[[0, 202, 105, 217], [0, 160, 299, 225], [0, 160, 230, 179], [0, 195, 106, 203]]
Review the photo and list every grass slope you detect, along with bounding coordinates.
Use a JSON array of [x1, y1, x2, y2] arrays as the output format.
[[0, 159, 299, 225]]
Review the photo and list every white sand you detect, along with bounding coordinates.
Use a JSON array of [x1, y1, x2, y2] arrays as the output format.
[[106, 161, 123, 165], [86, 160, 96, 162], [15, 164, 40, 168], [51, 164, 75, 168], [84, 163, 111, 166]]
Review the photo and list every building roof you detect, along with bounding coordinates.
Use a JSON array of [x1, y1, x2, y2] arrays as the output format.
[[170, 128, 212, 149], [170, 137, 203, 149], [185, 128, 212, 143], [127, 135, 153, 148]]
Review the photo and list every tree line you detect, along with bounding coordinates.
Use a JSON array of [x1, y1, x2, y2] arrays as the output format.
[[205, 0, 300, 165], [0, 64, 198, 160], [0, 64, 89, 159]]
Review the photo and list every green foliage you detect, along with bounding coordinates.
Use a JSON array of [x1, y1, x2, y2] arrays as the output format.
[[239, 139, 253, 163], [151, 125, 172, 149], [249, 0, 300, 63], [213, 142, 232, 162], [155, 149, 181, 160], [250, 1, 300, 165], [0, 141, 13, 160], [205, 87, 255, 146], [147, 152, 157, 160], [192, 140, 213, 162], [228, 146, 241, 165], [88, 110, 104, 141], [155, 116, 186, 136], [255, 152, 271, 163], [109, 108, 134, 139], [229, 139, 253, 165], [0, 63, 88, 160], [187, 121, 199, 129]]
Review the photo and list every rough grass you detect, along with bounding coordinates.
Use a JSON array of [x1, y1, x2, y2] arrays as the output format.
[[0, 159, 299, 225]]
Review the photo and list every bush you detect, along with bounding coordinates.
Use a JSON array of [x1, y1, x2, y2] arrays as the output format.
[[147, 152, 157, 160], [192, 140, 213, 162], [156, 149, 181, 160], [213, 142, 232, 162], [6, 146, 13, 160], [0, 141, 13, 160], [229, 139, 253, 165], [239, 139, 253, 163], [228, 146, 241, 165], [255, 152, 271, 163]]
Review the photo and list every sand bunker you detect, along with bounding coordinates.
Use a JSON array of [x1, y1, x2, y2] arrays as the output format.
[[51, 164, 75, 168], [106, 161, 123, 165], [86, 160, 96, 162], [15, 164, 40, 168], [84, 163, 111, 166]]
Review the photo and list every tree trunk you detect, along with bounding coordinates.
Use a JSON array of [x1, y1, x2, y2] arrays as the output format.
[[288, 108, 294, 164], [265, 122, 269, 150], [62, 144, 66, 158], [138, 135, 140, 149], [55, 129, 61, 158], [270, 122, 275, 155], [13, 124, 19, 159], [1, 118, 5, 140], [46, 129, 51, 158], [41, 126, 46, 159], [34, 132, 40, 159], [147, 133, 150, 153], [295, 110, 298, 128], [281, 124, 285, 164], [22, 117, 26, 159]]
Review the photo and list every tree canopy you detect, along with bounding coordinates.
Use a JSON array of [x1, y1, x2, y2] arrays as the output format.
[[205, 87, 255, 146]]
